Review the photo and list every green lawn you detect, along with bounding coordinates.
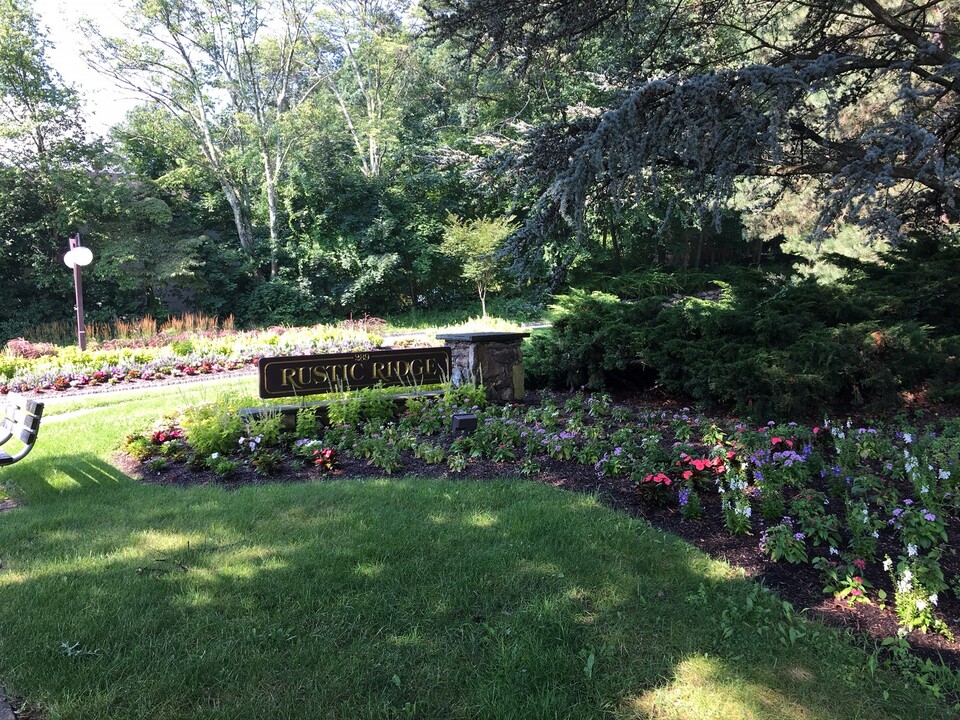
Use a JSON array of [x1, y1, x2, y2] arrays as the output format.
[[0, 388, 956, 719]]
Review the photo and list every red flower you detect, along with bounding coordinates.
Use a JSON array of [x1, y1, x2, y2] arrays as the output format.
[[643, 472, 672, 486]]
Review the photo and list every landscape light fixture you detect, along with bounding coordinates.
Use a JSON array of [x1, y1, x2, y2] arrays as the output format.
[[63, 234, 93, 350]]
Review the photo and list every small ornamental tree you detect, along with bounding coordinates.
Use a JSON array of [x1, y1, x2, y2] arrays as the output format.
[[440, 215, 516, 317]]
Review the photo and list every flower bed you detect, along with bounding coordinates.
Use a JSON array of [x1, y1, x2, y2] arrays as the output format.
[[0, 324, 384, 395]]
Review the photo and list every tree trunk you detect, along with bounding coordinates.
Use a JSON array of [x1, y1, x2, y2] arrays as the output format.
[[220, 180, 256, 257], [262, 146, 280, 279]]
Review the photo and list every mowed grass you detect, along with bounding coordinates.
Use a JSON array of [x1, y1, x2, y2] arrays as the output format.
[[0, 390, 955, 719]]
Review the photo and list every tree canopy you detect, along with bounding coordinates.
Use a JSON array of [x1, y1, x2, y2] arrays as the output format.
[[6, 0, 960, 342], [427, 0, 960, 247]]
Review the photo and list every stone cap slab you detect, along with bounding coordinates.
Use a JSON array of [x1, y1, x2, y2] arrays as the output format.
[[435, 331, 530, 343]]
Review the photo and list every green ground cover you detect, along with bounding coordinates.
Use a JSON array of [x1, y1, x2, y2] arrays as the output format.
[[0, 388, 957, 719]]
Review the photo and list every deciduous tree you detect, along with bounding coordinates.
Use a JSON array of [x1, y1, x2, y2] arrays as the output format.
[[86, 0, 324, 273], [440, 214, 515, 316]]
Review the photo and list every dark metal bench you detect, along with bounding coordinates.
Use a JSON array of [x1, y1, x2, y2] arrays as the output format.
[[0, 394, 44, 467]]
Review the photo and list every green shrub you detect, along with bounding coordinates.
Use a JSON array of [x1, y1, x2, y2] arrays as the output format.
[[244, 412, 283, 447], [181, 398, 248, 458], [357, 386, 396, 425], [530, 258, 956, 416], [0, 354, 26, 380], [170, 339, 195, 357], [295, 407, 319, 439]]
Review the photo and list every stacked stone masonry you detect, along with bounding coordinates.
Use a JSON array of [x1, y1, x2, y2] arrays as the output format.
[[435, 331, 529, 404]]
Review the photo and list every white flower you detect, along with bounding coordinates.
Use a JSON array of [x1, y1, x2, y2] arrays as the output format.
[[829, 546, 839, 556], [938, 469, 951, 480], [883, 558, 893, 571], [929, 593, 939, 606], [903, 433, 913, 444], [872, 530, 880, 538], [897, 569, 913, 594], [915, 599, 928, 612], [920, 485, 929, 494], [907, 543, 918, 557], [211, 452, 219, 460]]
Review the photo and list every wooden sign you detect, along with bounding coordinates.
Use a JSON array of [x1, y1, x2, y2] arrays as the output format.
[[258, 347, 452, 399]]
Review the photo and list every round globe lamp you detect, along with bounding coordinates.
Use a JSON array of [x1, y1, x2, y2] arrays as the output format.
[[65, 235, 94, 350]]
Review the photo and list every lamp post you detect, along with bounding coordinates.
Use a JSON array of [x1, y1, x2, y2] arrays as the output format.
[[63, 234, 93, 351]]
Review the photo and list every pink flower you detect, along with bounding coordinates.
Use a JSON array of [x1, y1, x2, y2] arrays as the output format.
[[852, 559, 866, 570]]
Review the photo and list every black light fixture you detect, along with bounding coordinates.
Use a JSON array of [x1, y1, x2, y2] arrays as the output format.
[[451, 412, 478, 434]]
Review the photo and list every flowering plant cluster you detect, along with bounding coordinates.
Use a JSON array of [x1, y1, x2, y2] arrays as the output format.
[[759, 519, 809, 564], [1, 323, 389, 395], [812, 557, 873, 605], [676, 451, 732, 483], [312, 447, 338, 472], [637, 472, 674, 505], [888, 500, 949, 552], [888, 559, 953, 638]]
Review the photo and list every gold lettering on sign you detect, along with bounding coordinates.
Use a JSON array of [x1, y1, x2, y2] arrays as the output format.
[[260, 348, 452, 399]]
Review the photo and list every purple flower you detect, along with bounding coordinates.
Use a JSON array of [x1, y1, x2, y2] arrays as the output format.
[[924, 512, 937, 522], [793, 532, 806, 541]]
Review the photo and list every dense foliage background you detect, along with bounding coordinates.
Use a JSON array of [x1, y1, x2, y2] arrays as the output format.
[[2, 0, 958, 413]]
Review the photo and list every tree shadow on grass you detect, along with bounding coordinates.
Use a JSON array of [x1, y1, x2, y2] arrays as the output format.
[[0, 456, 952, 719]]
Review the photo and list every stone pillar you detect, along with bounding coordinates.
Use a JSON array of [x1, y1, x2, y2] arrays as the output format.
[[435, 331, 530, 403]]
